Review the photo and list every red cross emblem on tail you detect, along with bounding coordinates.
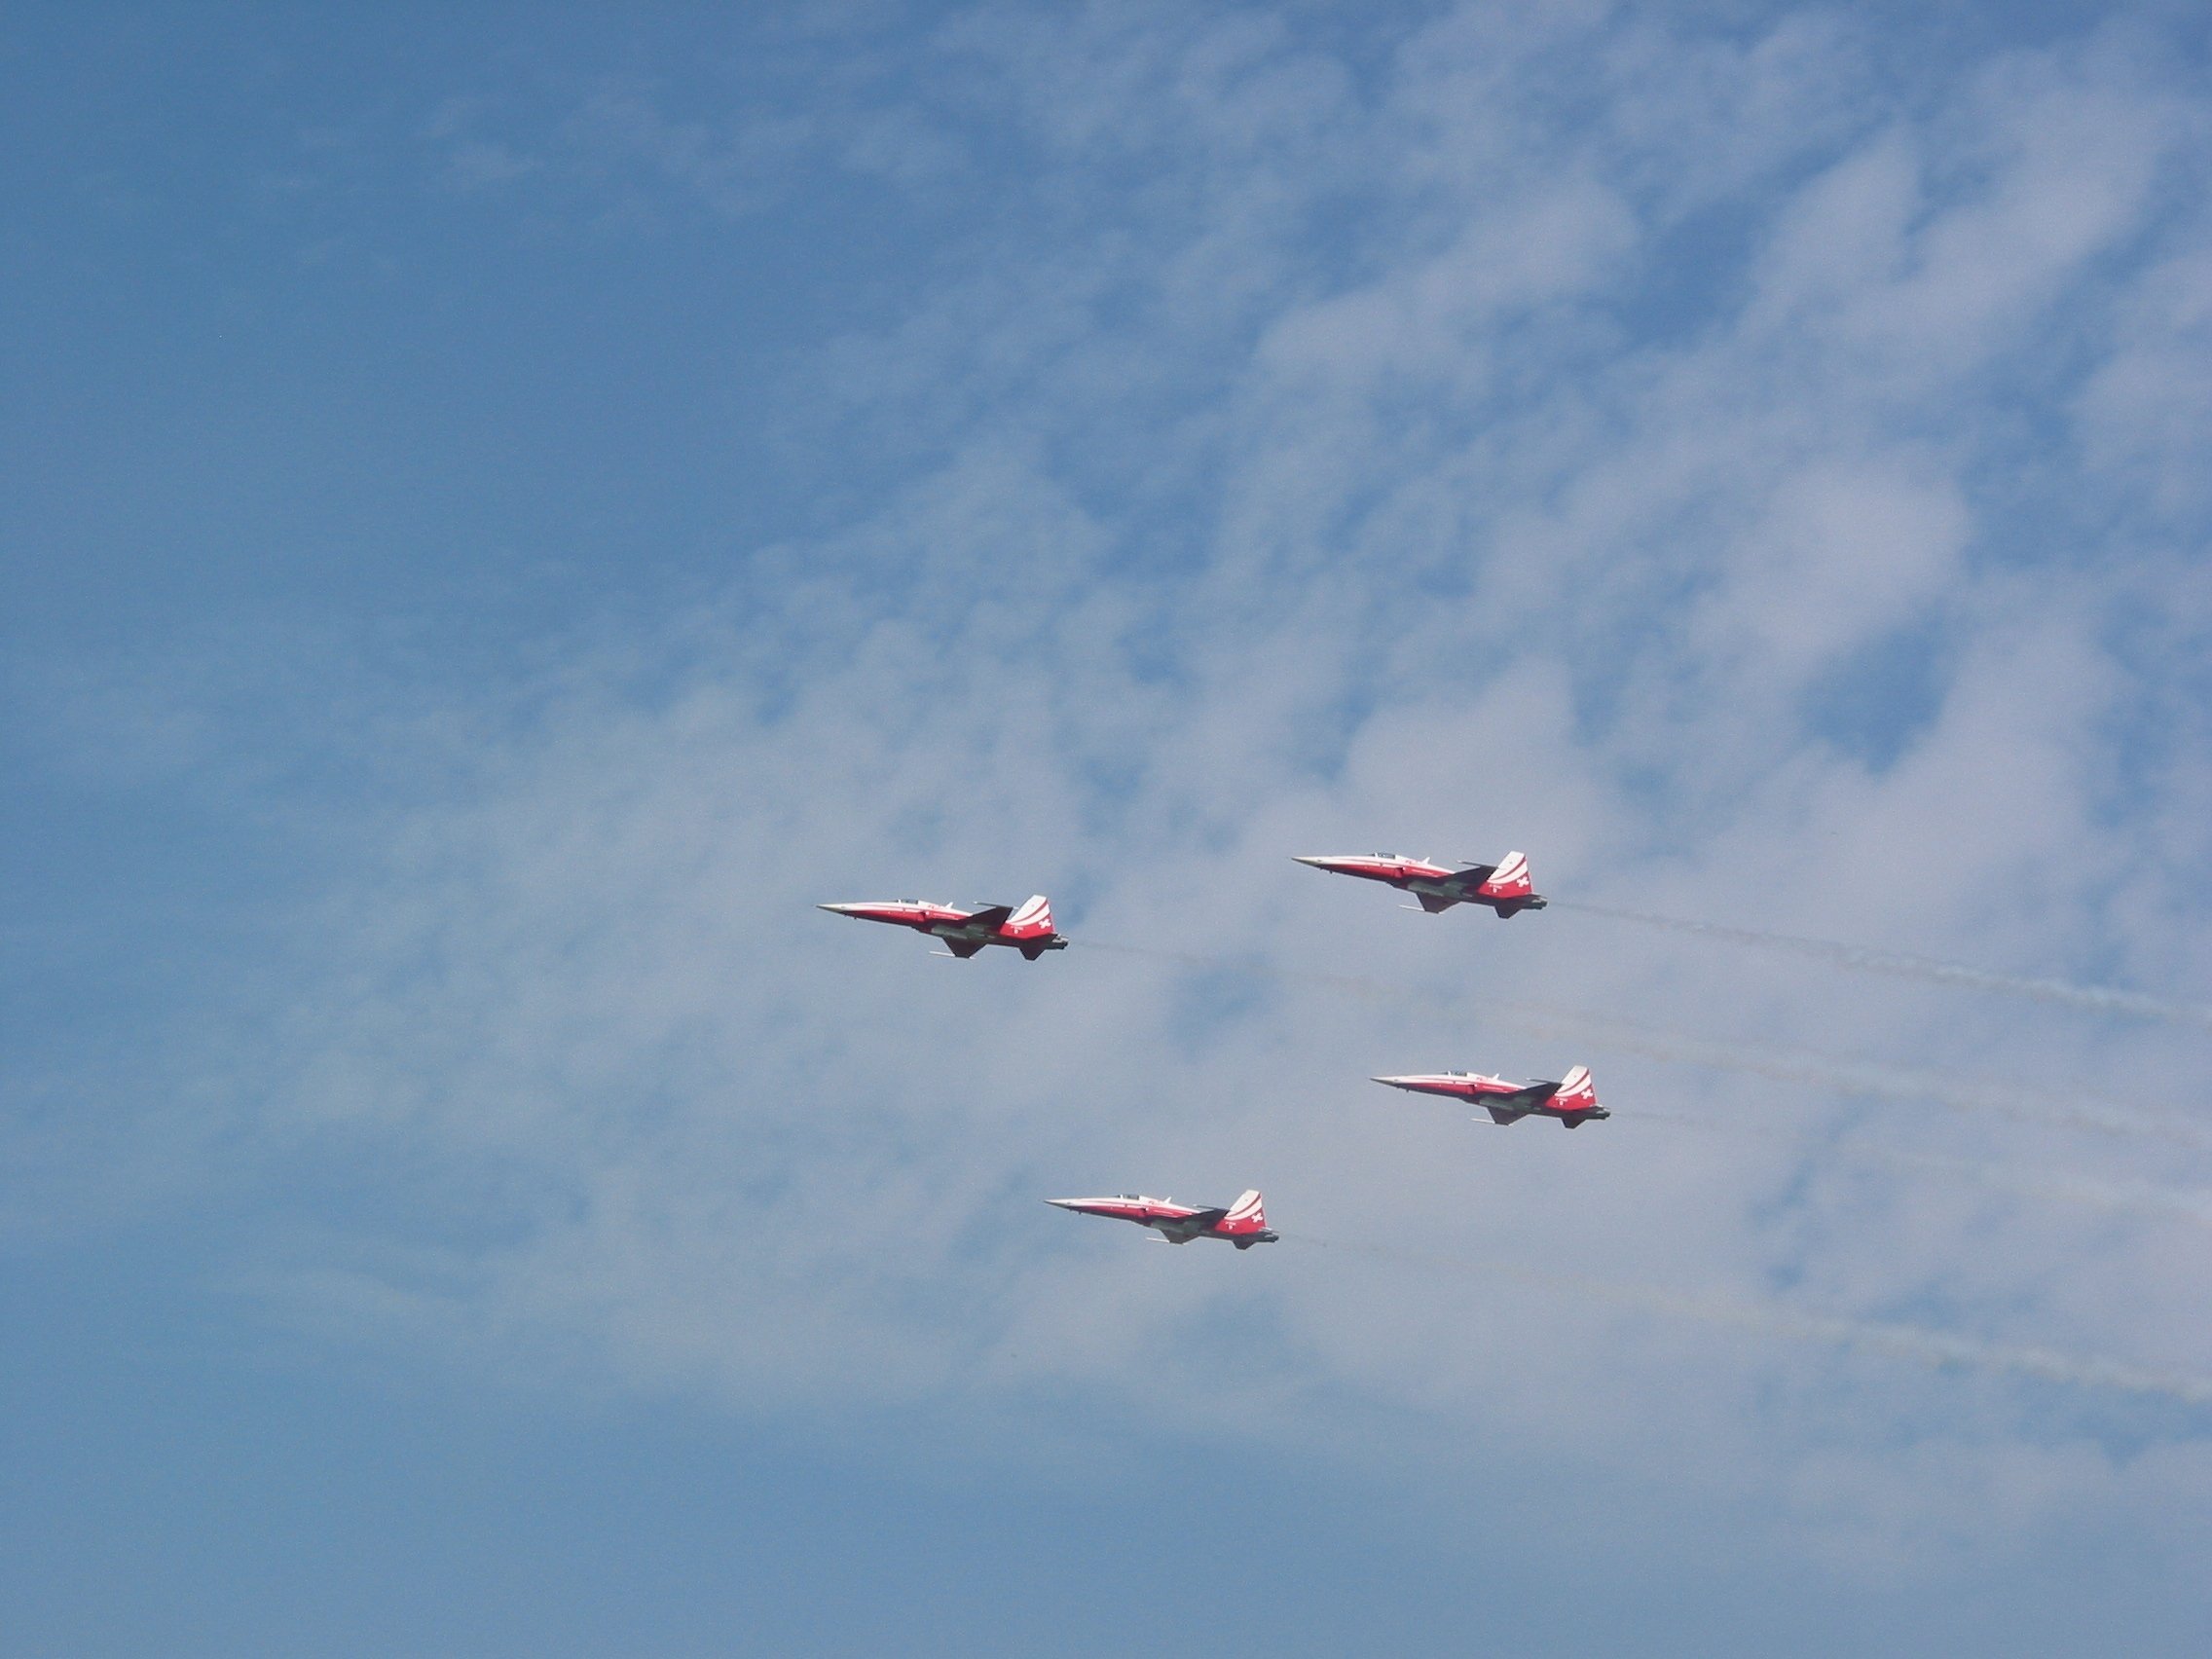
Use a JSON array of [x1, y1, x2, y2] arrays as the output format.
[[1219, 1189, 1268, 1235]]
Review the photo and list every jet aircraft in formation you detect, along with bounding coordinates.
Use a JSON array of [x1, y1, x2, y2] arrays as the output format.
[[816, 895, 1068, 959], [823, 844, 1595, 1252], [1293, 850, 1544, 915], [1047, 1190, 1276, 1248], [1373, 1064, 1605, 1127]]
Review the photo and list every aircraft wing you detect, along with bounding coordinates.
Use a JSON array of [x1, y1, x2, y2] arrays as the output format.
[[956, 904, 1014, 934], [942, 938, 988, 959], [1482, 1082, 1561, 1124], [1439, 863, 1498, 894], [1439, 852, 1540, 909]]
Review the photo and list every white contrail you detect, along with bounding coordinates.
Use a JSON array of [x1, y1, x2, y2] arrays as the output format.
[[1286, 1234, 2212, 1407], [1631, 1108, 2212, 1229], [1554, 900, 2212, 1033], [1492, 1001, 2212, 1150], [1075, 940, 2212, 1149]]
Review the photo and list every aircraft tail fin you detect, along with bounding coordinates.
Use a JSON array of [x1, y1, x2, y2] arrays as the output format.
[[1218, 1189, 1267, 1235], [1474, 851, 1533, 902], [1550, 1064, 1597, 1115], [1002, 895, 1056, 940]]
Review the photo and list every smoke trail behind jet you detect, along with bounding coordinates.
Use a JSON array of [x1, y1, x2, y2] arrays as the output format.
[[1493, 1001, 2212, 1150], [1631, 1108, 2212, 1229], [1076, 940, 2212, 1150], [1287, 1235, 2212, 1407], [1555, 900, 2212, 1033]]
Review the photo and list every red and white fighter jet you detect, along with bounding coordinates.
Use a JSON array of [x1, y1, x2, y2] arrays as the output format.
[[817, 895, 1069, 959], [1372, 1065, 1605, 1127], [1292, 850, 1545, 915], [1047, 1189, 1276, 1248]]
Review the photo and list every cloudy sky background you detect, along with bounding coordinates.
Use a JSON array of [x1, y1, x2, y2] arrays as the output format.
[[6, 3, 2212, 1653]]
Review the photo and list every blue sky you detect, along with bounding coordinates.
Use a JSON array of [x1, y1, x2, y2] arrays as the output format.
[[6, 3, 2212, 1653]]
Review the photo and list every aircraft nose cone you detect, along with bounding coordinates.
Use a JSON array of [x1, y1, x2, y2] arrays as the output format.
[[818, 903, 859, 914], [1044, 1198, 1083, 1209], [1291, 855, 1331, 867], [1371, 1075, 1414, 1088]]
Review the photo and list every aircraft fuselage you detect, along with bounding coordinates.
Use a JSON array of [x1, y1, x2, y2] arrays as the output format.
[[1047, 1194, 1277, 1248], [1292, 854, 1545, 916], [1372, 1068, 1607, 1127]]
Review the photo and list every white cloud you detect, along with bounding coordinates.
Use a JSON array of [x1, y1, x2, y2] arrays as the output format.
[[2078, 247, 2212, 516], [1699, 458, 1970, 671]]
